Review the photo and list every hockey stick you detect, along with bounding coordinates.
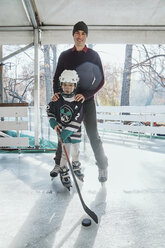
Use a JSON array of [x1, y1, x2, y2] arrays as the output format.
[[57, 131, 98, 224]]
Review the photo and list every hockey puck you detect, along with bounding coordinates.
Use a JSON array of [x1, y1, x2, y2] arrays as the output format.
[[82, 218, 91, 227]]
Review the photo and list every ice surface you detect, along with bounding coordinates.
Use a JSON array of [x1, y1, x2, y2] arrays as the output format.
[[0, 138, 165, 248]]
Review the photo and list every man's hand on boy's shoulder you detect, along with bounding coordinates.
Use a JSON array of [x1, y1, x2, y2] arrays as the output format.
[[75, 94, 85, 103], [52, 92, 61, 102]]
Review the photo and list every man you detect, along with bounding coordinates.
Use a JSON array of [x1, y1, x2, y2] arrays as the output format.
[[52, 21, 108, 182]]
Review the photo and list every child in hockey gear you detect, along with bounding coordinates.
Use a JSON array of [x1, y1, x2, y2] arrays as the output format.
[[47, 70, 84, 189]]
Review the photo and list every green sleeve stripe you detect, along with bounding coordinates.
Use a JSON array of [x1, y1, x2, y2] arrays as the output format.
[[49, 118, 58, 129]]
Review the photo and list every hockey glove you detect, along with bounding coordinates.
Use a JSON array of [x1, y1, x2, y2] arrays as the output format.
[[60, 129, 73, 142]]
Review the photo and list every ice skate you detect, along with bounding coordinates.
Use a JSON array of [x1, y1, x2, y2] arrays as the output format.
[[60, 166, 72, 190], [50, 164, 60, 179], [72, 161, 84, 182], [98, 167, 108, 183]]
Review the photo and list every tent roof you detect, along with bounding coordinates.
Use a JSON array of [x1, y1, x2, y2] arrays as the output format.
[[1, 0, 165, 44]]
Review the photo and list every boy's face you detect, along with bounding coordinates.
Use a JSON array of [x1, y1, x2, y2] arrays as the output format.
[[61, 82, 75, 94]]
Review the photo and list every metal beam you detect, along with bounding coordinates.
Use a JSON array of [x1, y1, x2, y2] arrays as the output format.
[[0, 43, 34, 63], [22, 0, 40, 28], [0, 27, 33, 31], [1, 24, 165, 32], [40, 25, 165, 31]]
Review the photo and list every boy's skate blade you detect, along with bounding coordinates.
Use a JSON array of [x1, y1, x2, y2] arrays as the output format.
[[63, 184, 72, 191], [65, 185, 72, 191], [79, 177, 84, 182], [51, 175, 58, 181], [75, 174, 84, 182]]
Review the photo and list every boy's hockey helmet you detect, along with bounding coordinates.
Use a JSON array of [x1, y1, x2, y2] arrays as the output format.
[[59, 70, 79, 85], [59, 70, 79, 98]]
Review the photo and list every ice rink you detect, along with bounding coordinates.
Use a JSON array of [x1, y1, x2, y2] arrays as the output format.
[[0, 138, 165, 248]]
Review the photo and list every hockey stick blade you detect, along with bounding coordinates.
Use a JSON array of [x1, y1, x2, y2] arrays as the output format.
[[82, 202, 98, 224]]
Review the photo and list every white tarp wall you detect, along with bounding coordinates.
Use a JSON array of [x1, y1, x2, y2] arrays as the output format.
[[1, 0, 165, 45]]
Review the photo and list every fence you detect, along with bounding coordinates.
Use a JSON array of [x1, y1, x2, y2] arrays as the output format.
[[0, 103, 29, 147], [1, 104, 165, 148], [96, 105, 165, 136], [35, 105, 165, 146]]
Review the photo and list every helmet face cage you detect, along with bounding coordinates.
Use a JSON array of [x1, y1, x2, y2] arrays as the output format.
[[59, 70, 79, 98]]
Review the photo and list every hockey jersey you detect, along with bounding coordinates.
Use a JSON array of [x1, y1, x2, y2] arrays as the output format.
[[47, 95, 83, 144]]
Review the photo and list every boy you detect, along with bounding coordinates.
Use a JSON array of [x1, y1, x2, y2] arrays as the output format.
[[47, 70, 84, 190]]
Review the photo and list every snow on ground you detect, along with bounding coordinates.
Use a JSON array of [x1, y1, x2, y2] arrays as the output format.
[[0, 137, 165, 248]]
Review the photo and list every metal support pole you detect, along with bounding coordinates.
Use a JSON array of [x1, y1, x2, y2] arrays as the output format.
[[150, 114, 154, 140], [34, 29, 40, 148], [0, 45, 3, 103]]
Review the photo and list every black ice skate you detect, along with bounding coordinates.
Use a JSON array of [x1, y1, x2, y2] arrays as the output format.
[[60, 166, 72, 191], [72, 161, 84, 182], [50, 164, 60, 178]]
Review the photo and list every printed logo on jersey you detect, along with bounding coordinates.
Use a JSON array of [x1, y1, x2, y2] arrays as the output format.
[[60, 105, 73, 124], [46, 104, 50, 112]]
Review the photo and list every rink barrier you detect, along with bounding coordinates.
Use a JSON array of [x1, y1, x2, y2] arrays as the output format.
[[0, 103, 29, 147], [96, 105, 165, 136], [5, 105, 163, 149], [26, 105, 165, 143]]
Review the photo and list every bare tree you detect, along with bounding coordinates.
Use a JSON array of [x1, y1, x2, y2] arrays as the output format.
[[2, 45, 35, 104], [97, 63, 122, 106], [4, 78, 33, 103], [43, 45, 53, 104], [3, 60, 34, 104], [50, 44, 57, 76], [132, 44, 165, 105], [120, 44, 133, 106]]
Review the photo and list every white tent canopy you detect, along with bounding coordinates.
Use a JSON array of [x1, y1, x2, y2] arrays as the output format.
[[1, 0, 165, 45]]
